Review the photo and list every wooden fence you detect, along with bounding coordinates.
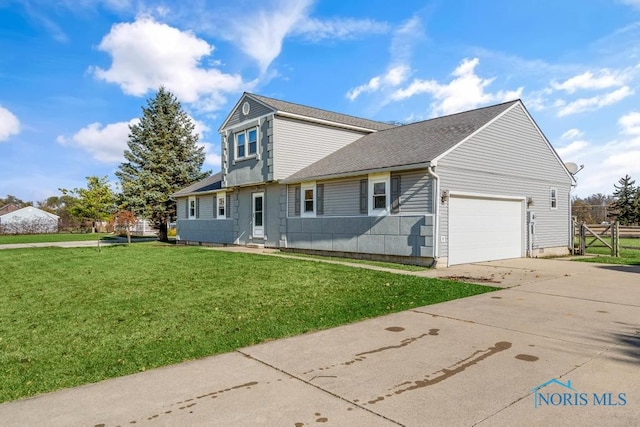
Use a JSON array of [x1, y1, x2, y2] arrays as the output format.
[[574, 222, 640, 256]]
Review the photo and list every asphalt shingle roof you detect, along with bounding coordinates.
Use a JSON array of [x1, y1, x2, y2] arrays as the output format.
[[283, 100, 519, 183], [248, 93, 396, 132], [172, 172, 222, 197]]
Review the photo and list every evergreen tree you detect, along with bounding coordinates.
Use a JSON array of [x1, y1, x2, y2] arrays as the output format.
[[116, 87, 209, 241], [612, 175, 636, 225]]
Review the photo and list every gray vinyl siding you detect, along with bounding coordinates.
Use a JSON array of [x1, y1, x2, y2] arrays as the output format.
[[176, 198, 187, 220], [224, 96, 274, 128], [176, 219, 234, 244], [273, 117, 369, 180], [437, 103, 573, 258], [392, 169, 433, 214], [224, 116, 272, 187], [321, 178, 365, 216], [233, 184, 281, 247], [197, 195, 214, 218]]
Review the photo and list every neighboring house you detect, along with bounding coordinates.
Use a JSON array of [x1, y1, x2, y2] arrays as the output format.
[[0, 206, 59, 234], [0, 203, 21, 216], [173, 93, 575, 267]]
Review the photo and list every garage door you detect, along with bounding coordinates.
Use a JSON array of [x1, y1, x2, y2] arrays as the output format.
[[448, 196, 523, 265]]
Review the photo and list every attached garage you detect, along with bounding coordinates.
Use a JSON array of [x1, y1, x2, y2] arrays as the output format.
[[448, 195, 524, 266]]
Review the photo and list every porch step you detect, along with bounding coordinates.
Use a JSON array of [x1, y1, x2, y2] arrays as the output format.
[[246, 243, 265, 249]]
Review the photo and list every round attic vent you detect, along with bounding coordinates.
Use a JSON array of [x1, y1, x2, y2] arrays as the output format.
[[242, 102, 250, 115]]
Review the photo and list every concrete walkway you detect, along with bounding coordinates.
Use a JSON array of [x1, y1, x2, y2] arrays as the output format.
[[0, 237, 157, 250], [1, 257, 638, 426]]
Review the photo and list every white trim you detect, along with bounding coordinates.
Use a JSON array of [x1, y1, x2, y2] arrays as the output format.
[[300, 181, 316, 217], [188, 196, 196, 219], [217, 191, 226, 219], [222, 113, 271, 133], [281, 162, 431, 184], [277, 111, 381, 133], [218, 93, 274, 131], [368, 172, 390, 216], [234, 126, 259, 161], [252, 192, 265, 239], [448, 191, 526, 202], [550, 187, 558, 210]]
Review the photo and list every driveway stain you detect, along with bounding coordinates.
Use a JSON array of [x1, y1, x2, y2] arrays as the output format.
[[385, 326, 405, 332], [304, 330, 439, 376], [362, 341, 512, 405], [515, 354, 539, 362]]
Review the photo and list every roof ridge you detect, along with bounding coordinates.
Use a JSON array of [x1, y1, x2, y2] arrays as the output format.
[[246, 92, 395, 128]]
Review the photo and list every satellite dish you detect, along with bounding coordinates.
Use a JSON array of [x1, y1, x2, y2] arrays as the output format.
[[564, 162, 579, 174]]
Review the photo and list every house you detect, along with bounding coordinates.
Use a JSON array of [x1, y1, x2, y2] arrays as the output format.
[[0, 206, 59, 234], [0, 203, 21, 216], [173, 93, 575, 267]]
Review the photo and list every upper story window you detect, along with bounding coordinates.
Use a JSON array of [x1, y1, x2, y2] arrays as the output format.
[[235, 127, 258, 160], [550, 188, 557, 209]]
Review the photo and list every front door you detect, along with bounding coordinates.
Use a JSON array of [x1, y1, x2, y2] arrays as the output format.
[[252, 192, 264, 239]]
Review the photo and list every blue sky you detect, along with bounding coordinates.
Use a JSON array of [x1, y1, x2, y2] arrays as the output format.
[[2, 0, 640, 202]]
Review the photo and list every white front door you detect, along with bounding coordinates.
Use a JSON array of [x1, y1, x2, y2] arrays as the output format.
[[252, 192, 264, 239]]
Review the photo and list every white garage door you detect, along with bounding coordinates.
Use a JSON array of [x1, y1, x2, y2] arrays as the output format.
[[448, 196, 523, 266]]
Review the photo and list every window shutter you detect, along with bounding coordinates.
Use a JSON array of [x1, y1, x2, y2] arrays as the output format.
[[360, 179, 368, 214], [213, 197, 217, 219], [293, 185, 300, 216], [185, 199, 188, 218], [195, 197, 200, 218], [317, 184, 324, 215], [226, 193, 231, 218], [391, 176, 401, 214]]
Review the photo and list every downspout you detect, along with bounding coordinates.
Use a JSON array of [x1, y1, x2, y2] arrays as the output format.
[[426, 164, 440, 268]]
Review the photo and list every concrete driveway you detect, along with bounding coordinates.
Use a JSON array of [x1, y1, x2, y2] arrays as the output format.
[[1, 258, 638, 426]]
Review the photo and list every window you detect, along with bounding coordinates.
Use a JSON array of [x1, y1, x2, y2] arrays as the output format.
[[217, 192, 226, 218], [301, 182, 315, 217], [188, 196, 196, 219], [234, 127, 258, 159], [368, 173, 390, 215], [550, 188, 557, 209]]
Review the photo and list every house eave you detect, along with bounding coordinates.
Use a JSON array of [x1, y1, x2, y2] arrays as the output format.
[[275, 111, 381, 133], [282, 162, 432, 184]]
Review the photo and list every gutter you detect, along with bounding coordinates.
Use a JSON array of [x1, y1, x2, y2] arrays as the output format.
[[426, 165, 440, 267]]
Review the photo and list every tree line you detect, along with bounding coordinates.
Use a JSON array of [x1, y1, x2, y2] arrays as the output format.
[[572, 175, 640, 225], [1, 87, 209, 240]]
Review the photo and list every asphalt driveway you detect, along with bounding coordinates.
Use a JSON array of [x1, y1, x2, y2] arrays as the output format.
[[1, 258, 638, 426]]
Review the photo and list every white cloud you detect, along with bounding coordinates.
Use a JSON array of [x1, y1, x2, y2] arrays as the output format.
[[561, 128, 584, 140], [619, 111, 640, 135], [56, 119, 139, 163], [0, 106, 20, 141], [92, 17, 246, 111], [620, 0, 640, 8], [293, 17, 389, 42], [346, 64, 411, 101], [557, 86, 633, 117], [391, 58, 523, 116], [551, 68, 631, 93], [556, 140, 589, 158]]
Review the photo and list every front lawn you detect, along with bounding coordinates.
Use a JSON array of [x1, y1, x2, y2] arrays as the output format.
[[0, 233, 115, 245], [0, 245, 496, 402]]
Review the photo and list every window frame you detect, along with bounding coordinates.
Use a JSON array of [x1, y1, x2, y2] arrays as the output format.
[[188, 196, 196, 219], [300, 182, 316, 217], [217, 191, 226, 219], [234, 126, 259, 161], [368, 172, 390, 216], [550, 187, 558, 210]]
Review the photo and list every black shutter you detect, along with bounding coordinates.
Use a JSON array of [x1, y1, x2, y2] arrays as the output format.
[[226, 193, 231, 218], [195, 197, 200, 218], [317, 184, 324, 215], [294, 185, 300, 216], [185, 198, 189, 218], [359, 179, 368, 214], [213, 196, 217, 219], [391, 176, 401, 214]]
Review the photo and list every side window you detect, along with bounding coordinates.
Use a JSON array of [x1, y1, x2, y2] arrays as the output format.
[[373, 182, 386, 209], [301, 183, 315, 217], [236, 132, 245, 158], [188, 196, 196, 219], [550, 188, 557, 209], [234, 127, 258, 159], [218, 193, 226, 218], [248, 128, 257, 156], [368, 173, 390, 215]]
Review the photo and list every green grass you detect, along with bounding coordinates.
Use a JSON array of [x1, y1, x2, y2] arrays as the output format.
[[0, 233, 115, 245], [574, 237, 640, 265], [278, 251, 429, 271], [0, 245, 496, 403]]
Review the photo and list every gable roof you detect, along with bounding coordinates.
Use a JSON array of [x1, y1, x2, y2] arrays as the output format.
[[245, 93, 396, 132], [0, 203, 21, 215], [0, 206, 59, 220], [171, 172, 222, 197], [283, 100, 519, 183]]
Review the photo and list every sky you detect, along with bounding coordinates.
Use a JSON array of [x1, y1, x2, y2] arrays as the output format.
[[2, 0, 640, 202]]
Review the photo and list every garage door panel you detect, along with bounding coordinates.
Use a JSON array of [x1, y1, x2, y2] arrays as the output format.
[[449, 196, 523, 265]]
